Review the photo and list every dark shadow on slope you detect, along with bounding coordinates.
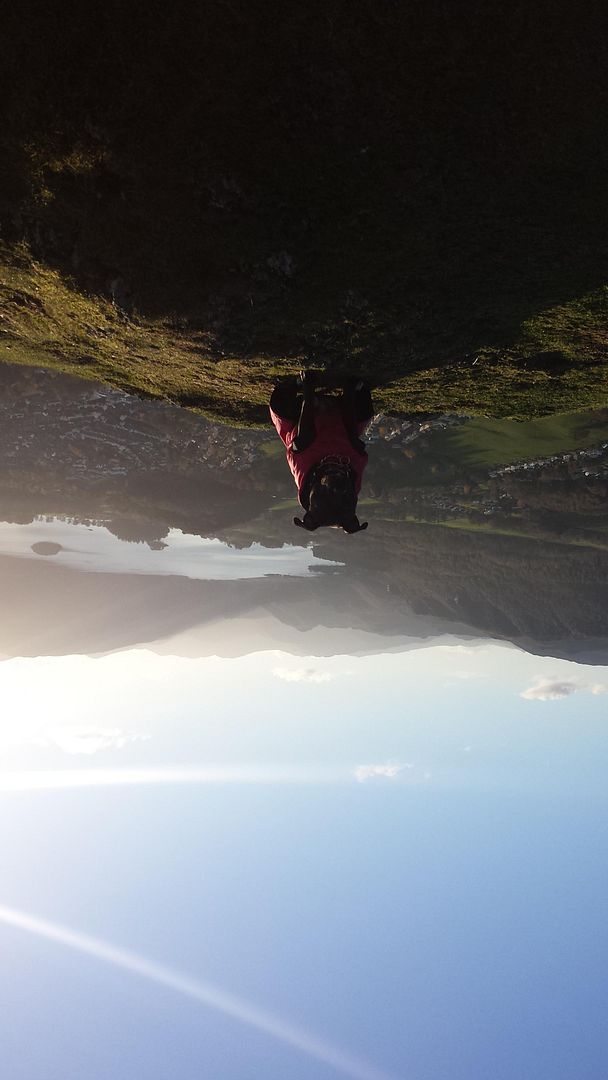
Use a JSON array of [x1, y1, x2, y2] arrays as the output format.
[[2, 2, 608, 385]]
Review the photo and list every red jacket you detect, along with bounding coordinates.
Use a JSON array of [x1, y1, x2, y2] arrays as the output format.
[[270, 405, 368, 507]]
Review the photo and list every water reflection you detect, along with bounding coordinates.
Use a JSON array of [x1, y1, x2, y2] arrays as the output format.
[[0, 363, 606, 661], [1, 364, 608, 1080], [0, 518, 340, 580]]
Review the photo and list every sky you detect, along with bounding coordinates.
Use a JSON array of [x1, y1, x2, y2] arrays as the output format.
[[2, 333, 607, 1079], [0, 640, 607, 1080]]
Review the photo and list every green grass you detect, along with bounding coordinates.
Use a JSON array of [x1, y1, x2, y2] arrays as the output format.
[[0, 245, 274, 425], [432, 410, 608, 470], [2, 243, 607, 427], [372, 512, 608, 551]]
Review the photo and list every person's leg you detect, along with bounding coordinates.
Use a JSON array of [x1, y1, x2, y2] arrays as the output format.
[[339, 378, 373, 417], [352, 381, 374, 423], [269, 377, 300, 421], [338, 379, 373, 451], [339, 380, 360, 449], [294, 371, 318, 450]]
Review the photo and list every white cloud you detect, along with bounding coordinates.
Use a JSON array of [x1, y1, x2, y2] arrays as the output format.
[[38, 727, 150, 756], [353, 763, 411, 783], [272, 667, 333, 684], [520, 678, 608, 702], [521, 679, 578, 701]]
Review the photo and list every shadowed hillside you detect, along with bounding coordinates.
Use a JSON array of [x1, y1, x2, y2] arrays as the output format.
[[1, 2, 608, 420]]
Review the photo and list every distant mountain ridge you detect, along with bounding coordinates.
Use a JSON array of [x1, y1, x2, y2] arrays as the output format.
[[2, 521, 607, 664]]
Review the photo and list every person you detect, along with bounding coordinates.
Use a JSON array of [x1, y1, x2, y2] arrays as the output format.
[[269, 371, 374, 533]]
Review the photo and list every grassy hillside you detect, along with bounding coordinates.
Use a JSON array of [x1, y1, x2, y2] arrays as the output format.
[[432, 410, 608, 470], [2, 3, 608, 422]]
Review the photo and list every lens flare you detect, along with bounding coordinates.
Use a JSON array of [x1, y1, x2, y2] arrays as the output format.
[[0, 765, 343, 792], [0, 905, 398, 1080]]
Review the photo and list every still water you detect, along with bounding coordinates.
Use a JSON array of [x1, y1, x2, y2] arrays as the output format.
[[0, 365, 607, 1080]]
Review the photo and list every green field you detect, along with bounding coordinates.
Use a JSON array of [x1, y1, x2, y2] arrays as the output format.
[[2, 245, 607, 426], [432, 410, 608, 470]]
